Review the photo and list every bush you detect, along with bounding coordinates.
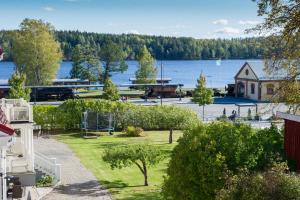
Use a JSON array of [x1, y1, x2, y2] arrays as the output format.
[[217, 163, 300, 200], [33, 99, 199, 131], [33, 105, 62, 129], [123, 126, 144, 137], [36, 175, 54, 187], [162, 122, 284, 200]]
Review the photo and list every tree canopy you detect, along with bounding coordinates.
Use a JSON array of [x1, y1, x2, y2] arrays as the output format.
[[162, 122, 284, 200], [135, 46, 157, 84], [192, 73, 213, 120], [100, 41, 128, 83], [102, 144, 164, 186], [11, 19, 62, 85], [0, 29, 267, 61], [8, 73, 31, 101], [253, 0, 300, 113], [102, 78, 120, 101], [70, 44, 102, 83]]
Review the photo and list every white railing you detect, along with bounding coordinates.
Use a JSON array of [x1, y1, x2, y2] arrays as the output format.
[[34, 152, 61, 182]]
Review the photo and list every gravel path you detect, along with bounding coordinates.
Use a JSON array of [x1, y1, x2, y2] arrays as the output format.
[[34, 137, 112, 200]]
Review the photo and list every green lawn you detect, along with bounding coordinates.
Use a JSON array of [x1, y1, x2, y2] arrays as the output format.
[[55, 131, 183, 200]]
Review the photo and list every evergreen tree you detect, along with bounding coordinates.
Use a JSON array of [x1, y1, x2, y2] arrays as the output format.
[[135, 46, 157, 85], [192, 73, 213, 120], [12, 19, 62, 85], [100, 42, 128, 83], [70, 44, 101, 83], [8, 73, 31, 101], [102, 78, 120, 101]]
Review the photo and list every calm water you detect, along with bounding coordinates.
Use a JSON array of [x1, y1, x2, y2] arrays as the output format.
[[0, 60, 262, 88]]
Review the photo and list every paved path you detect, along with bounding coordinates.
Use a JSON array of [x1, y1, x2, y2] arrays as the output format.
[[34, 137, 112, 200]]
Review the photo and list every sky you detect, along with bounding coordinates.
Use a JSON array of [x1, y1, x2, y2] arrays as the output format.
[[0, 0, 263, 39]]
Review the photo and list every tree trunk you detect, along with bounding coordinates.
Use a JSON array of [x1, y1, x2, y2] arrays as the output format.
[[169, 129, 173, 144], [143, 163, 148, 186], [202, 105, 205, 121]]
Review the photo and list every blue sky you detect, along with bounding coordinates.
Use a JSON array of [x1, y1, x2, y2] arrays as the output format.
[[0, 0, 263, 38]]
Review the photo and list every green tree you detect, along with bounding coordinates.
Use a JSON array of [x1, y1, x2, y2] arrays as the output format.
[[12, 19, 62, 85], [192, 73, 213, 120], [162, 122, 284, 200], [70, 44, 101, 83], [100, 41, 128, 83], [253, 0, 300, 113], [8, 73, 31, 101], [135, 46, 157, 85], [102, 78, 120, 101], [102, 144, 164, 186]]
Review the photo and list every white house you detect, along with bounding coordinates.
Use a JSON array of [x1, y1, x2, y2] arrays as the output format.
[[0, 98, 61, 199], [234, 61, 298, 101]]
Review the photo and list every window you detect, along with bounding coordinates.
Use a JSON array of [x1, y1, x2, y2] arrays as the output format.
[[245, 69, 249, 76], [251, 83, 255, 94], [266, 84, 274, 95]]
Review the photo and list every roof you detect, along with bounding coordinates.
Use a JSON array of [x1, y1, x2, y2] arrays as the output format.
[[129, 78, 172, 81], [237, 61, 300, 81], [277, 112, 300, 123], [0, 79, 89, 86]]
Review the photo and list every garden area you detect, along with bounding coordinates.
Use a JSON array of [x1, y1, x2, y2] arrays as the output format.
[[33, 99, 300, 200], [55, 131, 182, 200]]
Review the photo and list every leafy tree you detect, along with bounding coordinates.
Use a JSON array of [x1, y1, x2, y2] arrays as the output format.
[[162, 122, 283, 200], [102, 78, 120, 101], [102, 144, 164, 186], [100, 41, 128, 83], [70, 44, 101, 83], [8, 73, 31, 101], [12, 19, 62, 85], [135, 46, 157, 85], [253, 0, 300, 113], [192, 73, 213, 120]]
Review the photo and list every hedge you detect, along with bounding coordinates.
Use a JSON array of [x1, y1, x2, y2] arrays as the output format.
[[33, 99, 199, 130]]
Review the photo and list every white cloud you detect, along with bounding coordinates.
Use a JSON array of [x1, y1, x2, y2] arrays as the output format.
[[214, 27, 241, 34], [43, 6, 55, 11], [238, 20, 260, 25], [212, 19, 229, 25]]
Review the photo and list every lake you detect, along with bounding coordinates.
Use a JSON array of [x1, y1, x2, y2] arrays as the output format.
[[0, 60, 262, 88]]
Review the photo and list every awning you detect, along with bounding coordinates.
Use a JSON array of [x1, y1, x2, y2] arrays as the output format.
[[0, 124, 14, 135]]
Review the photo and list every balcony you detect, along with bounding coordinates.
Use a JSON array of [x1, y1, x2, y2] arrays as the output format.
[[0, 98, 33, 123]]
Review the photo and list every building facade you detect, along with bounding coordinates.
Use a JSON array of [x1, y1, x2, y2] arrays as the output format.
[[234, 61, 287, 101]]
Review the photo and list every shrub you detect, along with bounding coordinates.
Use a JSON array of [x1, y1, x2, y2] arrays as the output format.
[[33, 99, 199, 131], [36, 175, 54, 187], [162, 122, 284, 200], [33, 105, 62, 129], [123, 126, 144, 137], [217, 163, 300, 200]]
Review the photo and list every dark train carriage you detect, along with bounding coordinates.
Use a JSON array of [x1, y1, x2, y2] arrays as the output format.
[[30, 87, 77, 101]]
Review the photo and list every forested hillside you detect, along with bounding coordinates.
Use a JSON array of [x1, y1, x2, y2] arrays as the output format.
[[0, 30, 266, 61]]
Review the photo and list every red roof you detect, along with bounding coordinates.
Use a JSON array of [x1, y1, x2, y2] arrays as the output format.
[[0, 124, 14, 135]]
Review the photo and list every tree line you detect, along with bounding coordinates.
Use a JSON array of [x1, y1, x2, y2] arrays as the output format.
[[0, 30, 266, 61]]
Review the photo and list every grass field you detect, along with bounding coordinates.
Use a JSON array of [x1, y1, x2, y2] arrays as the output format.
[[56, 131, 183, 200]]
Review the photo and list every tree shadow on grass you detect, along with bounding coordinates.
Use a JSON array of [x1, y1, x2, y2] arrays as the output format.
[[51, 180, 111, 198], [121, 190, 162, 200]]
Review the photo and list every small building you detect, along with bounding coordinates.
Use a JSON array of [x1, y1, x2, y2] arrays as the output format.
[[234, 61, 296, 101], [277, 112, 300, 170]]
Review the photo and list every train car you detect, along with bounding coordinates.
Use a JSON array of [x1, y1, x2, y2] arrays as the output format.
[[30, 87, 77, 101]]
